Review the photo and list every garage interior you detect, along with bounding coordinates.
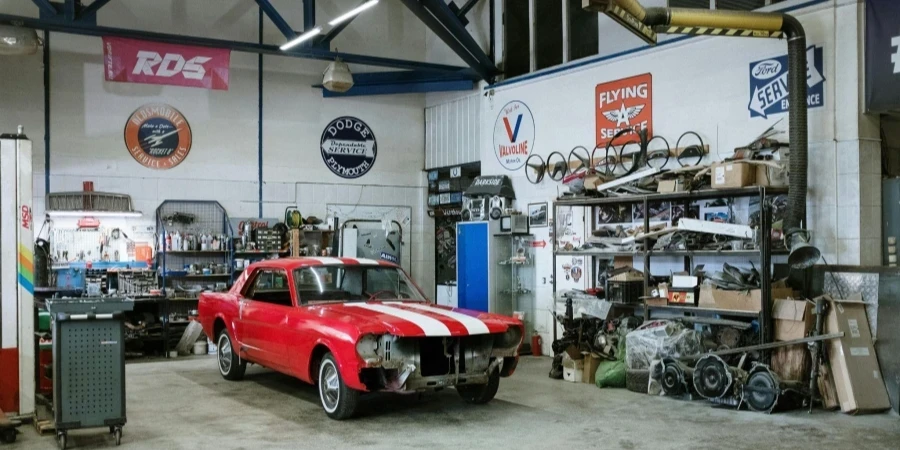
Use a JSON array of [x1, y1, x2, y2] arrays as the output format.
[[0, 0, 898, 448]]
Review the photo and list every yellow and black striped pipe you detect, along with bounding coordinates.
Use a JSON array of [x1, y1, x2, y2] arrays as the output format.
[[657, 26, 784, 39]]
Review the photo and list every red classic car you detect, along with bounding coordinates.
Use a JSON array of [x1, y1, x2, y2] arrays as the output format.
[[198, 257, 523, 419]]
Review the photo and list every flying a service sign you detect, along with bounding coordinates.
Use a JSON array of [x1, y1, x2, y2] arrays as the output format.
[[748, 46, 825, 118], [595, 73, 653, 147], [103, 37, 231, 90]]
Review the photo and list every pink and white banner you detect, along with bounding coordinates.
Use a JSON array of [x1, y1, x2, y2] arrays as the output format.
[[102, 37, 230, 90]]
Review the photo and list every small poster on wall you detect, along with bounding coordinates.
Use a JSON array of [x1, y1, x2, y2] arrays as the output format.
[[320, 116, 377, 179], [528, 202, 548, 228], [124, 103, 192, 170]]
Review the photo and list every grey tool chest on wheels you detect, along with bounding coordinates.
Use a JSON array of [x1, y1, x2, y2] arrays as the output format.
[[46, 298, 133, 449]]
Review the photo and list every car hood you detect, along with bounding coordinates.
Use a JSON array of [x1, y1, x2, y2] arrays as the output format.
[[312, 301, 518, 337]]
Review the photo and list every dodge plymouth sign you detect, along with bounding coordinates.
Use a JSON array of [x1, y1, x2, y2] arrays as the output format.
[[320, 117, 377, 179], [748, 46, 825, 118]]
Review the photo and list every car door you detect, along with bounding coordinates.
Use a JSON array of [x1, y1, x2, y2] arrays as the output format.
[[241, 268, 293, 371]]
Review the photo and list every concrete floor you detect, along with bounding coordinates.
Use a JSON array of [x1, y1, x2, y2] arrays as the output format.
[[11, 356, 899, 449]]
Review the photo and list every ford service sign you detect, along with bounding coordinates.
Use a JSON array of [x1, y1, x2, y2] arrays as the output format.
[[748, 46, 825, 119]]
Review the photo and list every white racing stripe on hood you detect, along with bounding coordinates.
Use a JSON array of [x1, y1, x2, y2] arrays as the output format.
[[346, 303, 452, 336], [307, 257, 344, 265], [387, 302, 490, 335], [353, 258, 381, 265]]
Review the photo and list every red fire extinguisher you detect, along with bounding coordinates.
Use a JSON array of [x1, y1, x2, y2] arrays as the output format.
[[531, 333, 543, 357]]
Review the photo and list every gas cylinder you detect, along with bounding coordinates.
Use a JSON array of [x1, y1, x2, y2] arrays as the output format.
[[531, 334, 543, 357]]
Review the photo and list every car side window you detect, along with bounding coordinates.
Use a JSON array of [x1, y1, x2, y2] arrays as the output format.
[[244, 269, 293, 307]]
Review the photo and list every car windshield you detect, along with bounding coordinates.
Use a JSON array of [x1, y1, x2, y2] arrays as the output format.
[[293, 265, 426, 305]]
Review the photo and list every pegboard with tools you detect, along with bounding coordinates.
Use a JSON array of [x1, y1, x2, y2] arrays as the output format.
[[50, 229, 101, 264]]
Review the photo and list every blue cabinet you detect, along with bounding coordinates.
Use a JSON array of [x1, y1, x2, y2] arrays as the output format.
[[457, 222, 489, 311]]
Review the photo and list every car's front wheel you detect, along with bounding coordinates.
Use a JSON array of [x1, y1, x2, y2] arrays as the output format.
[[217, 330, 246, 381], [318, 352, 360, 420], [457, 369, 500, 404]]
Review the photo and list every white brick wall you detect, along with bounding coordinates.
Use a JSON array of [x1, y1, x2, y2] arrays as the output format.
[[0, 0, 436, 294]]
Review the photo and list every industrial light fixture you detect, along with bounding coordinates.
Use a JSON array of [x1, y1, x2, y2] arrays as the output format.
[[0, 24, 39, 55], [46, 210, 143, 218], [280, 27, 322, 51], [328, 0, 379, 26], [322, 57, 354, 93]]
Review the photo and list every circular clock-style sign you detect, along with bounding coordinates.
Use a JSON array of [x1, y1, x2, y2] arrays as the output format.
[[124, 103, 192, 170], [320, 116, 377, 179]]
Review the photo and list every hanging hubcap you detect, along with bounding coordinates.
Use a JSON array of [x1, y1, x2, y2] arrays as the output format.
[[218, 334, 232, 375], [319, 360, 340, 413]]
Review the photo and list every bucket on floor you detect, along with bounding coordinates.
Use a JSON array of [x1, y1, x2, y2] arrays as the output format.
[[193, 339, 208, 355], [208, 342, 217, 355]]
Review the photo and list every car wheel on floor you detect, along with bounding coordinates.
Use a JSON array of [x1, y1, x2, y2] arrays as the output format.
[[457, 369, 500, 404], [217, 330, 246, 381], [318, 352, 360, 420]]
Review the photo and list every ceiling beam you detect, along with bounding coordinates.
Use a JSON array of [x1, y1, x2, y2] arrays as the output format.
[[0, 12, 474, 74], [456, 0, 482, 19], [317, 0, 367, 46], [398, 0, 492, 80], [303, 0, 315, 32], [254, 0, 297, 40], [31, 0, 57, 17], [420, 0, 495, 73], [80, 0, 113, 20]]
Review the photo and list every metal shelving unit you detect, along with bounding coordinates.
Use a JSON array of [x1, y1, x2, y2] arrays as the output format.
[[552, 186, 786, 345], [155, 200, 234, 357]]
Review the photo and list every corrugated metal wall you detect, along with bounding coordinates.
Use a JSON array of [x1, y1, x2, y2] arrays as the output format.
[[425, 94, 481, 169]]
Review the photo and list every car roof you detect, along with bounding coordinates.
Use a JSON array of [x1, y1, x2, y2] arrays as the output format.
[[246, 257, 399, 271]]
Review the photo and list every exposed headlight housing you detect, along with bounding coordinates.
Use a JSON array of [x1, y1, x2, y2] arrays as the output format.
[[494, 326, 523, 349]]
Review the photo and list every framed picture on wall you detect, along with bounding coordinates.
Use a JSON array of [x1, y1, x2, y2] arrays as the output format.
[[528, 202, 548, 228]]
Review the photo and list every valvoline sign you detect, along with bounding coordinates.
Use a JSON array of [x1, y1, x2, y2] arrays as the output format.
[[749, 46, 825, 118], [493, 100, 534, 171]]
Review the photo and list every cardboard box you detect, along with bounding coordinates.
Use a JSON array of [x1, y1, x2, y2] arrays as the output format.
[[773, 298, 814, 341], [711, 161, 755, 189], [563, 358, 584, 383], [564, 344, 583, 361], [698, 284, 794, 312], [771, 344, 810, 381], [824, 295, 891, 414], [668, 289, 698, 305], [582, 353, 602, 384], [755, 164, 788, 187], [657, 179, 684, 193]]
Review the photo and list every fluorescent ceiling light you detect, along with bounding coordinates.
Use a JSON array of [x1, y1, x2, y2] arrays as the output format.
[[47, 210, 143, 218], [280, 27, 322, 51], [328, 0, 379, 26]]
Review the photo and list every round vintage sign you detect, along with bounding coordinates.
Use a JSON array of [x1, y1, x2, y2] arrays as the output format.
[[320, 116, 377, 179], [124, 103, 192, 170], [493, 100, 534, 171]]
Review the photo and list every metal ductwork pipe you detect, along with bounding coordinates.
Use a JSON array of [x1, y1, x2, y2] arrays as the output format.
[[593, 0, 809, 231]]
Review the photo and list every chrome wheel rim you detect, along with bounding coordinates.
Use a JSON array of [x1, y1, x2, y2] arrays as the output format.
[[319, 360, 340, 413], [218, 334, 232, 375]]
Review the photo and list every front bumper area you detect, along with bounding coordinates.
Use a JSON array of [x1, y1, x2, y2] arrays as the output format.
[[357, 332, 519, 393]]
